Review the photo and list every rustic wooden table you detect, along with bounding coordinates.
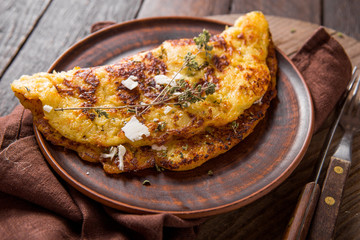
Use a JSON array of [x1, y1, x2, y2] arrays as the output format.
[[1, 1, 359, 239]]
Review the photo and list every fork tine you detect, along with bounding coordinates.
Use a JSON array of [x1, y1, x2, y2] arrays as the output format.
[[347, 66, 359, 92], [342, 67, 359, 114], [345, 74, 360, 114], [355, 76, 360, 118]]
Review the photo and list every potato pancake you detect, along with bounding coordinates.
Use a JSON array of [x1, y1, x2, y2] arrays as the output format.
[[11, 11, 277, 173]]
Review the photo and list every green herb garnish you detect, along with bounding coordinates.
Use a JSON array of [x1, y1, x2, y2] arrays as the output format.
[[194, 29, 213, 57], [95, 109, 109, 118], [127, 108, 137, 113], [231, 121, 239, 133], [155, 163, 165, 172], [156, 121, 167, 132], [337, 32, 344, 38], [160, 150, 167, 158]]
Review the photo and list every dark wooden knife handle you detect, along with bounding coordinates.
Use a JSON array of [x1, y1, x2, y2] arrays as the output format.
[[308, 157, 351, 240], [283, 182, 320, 240]]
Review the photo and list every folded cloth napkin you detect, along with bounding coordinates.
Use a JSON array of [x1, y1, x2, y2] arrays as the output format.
[[291, 27, 352, 131], [0, 27, 352, 240]]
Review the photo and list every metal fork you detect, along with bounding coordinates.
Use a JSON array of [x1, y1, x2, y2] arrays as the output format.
[[309, 70, 360, 239]]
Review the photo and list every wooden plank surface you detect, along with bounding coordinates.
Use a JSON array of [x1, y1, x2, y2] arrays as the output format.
[[0, 0, 51, 78], [0, 0, 142, 116], [138, 0, 231, 18], [230, 0, 322, 24], [134, 0, 359, 42], [324, 0, 360, 41]]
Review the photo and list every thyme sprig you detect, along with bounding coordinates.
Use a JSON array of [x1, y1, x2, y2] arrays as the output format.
[[193, 29, 213, 57], [174, 80, 216, 108], [54, 82, 215, 112], [150, 29, 214, 107], [139, 50, 202, 115], [54, 29, 215, 116]]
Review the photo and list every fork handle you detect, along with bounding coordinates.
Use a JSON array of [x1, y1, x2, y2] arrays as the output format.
[[308, 156, 351, 239]]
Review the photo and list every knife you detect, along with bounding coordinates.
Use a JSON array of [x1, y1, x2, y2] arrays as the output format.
[[283, 67, 358, 240]]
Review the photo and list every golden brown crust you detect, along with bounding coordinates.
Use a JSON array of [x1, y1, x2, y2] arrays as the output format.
[[12, 12, 277, 174], [141, 38, 277, 172], [14, 37, 276, 174], [12, 12, 272, 150]]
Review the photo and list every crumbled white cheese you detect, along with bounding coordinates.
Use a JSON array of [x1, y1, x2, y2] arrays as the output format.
[[151, 144, 167, 151], [100, 145, 127, 171], [122, 75, 138, 90], [115, 145, 126, 171], [43, 105, 53, 113], [163, 106, 172, 114], [154, 74, 176, 86], [101, 146, 117, 159], [121, 116, 150, 141], [153, 118, 159, 122]]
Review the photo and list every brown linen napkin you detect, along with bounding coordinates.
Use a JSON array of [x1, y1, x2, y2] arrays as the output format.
[[0, 27, 352, 240], [292, 27, 352, 132]]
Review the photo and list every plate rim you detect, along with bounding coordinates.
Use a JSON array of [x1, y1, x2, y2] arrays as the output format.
[[36, 16, 314, 218]]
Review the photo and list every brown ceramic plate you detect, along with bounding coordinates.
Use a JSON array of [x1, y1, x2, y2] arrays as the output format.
[[35, 17, 314, 219]]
